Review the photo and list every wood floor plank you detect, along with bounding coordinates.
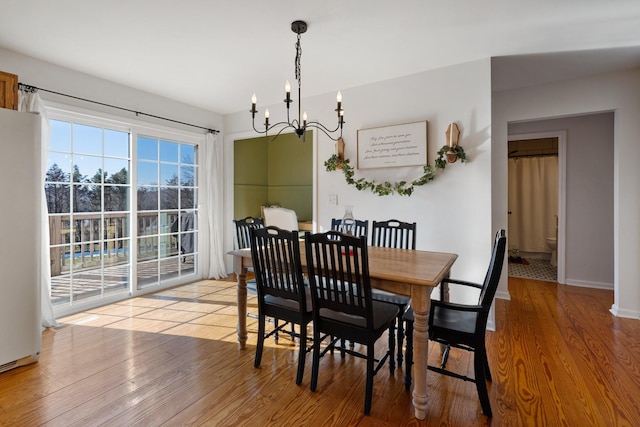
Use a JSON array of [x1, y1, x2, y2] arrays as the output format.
[[1, 276, 639, 426]]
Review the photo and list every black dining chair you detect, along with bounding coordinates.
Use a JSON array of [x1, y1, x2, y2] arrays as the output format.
[[331, 217, 369, 238], [250, 226, 312, 385], [233, 216, 265, 319], [403, 229, 506, 417], [233, 216, 264, 250], [370, 219, 416, 372], [304, 230, 399, 415]]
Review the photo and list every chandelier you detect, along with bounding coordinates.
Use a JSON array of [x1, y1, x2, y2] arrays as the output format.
[[250, 20, 344, 141]]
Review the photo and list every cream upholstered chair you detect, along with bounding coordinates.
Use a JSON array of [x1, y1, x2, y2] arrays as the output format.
[[263, 207, 299, 231]]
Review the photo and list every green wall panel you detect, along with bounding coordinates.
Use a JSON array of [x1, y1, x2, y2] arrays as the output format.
[[267, 186, 313, 221], [267, 133, 312, 186], [234, 185, 268, 219], [234, 131, 313, 222], [234, 136, 268, 185]]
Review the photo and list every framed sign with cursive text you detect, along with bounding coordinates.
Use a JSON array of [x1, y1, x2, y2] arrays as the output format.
[[357, 121, 428, 169]]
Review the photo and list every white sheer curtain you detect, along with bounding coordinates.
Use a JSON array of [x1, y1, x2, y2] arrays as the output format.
[[18, 90, 58, 328], [201, 132, 227, 278], [508, 155, 558, 253]]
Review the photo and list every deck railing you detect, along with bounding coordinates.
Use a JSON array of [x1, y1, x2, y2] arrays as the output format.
[[48, 211, 179, 276]]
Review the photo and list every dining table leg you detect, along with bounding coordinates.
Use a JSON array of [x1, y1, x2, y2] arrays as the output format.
[[411, 286, 434, 420], [234, 255, 248, 350]]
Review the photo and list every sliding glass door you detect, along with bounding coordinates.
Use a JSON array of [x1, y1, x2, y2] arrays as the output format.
[[136, 135, 198, 289], [46, 112, 201, 314], [47, 119, 132, 306]]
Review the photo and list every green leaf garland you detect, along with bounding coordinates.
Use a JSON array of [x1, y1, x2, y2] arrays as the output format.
[[324, 145, 466, 196]]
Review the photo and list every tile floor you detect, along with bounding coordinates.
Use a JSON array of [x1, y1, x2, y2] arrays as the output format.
[[508, 257, 558, 282]]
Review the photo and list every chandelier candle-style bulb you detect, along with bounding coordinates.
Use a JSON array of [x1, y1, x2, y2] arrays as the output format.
[[265, 108, 270, 127], [336, 91, 342, 113], [251, 93, 257, 114], [285, 81, 291, 103], [303, 111, 307, 127]]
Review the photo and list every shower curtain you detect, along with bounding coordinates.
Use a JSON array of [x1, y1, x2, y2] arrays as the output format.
[[508, 156, 558, 253]]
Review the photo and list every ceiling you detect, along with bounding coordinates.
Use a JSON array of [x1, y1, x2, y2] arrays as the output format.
[[1, 0, 640, 115]]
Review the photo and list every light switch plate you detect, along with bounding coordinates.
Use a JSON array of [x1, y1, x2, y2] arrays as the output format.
[[328, 194, 338, 206]]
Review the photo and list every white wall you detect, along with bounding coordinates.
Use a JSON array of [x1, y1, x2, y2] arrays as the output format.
[[509, 113, 614, 289], [225, 59, 496, 304], [493, 68, 640, 319], [0, 47, 222, 133]]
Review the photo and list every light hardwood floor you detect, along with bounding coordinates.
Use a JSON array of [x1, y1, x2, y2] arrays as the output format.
[[0, 277, 638, 426]]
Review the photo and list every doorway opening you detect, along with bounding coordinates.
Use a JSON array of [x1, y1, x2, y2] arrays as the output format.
[[507, 130, 566, 284]]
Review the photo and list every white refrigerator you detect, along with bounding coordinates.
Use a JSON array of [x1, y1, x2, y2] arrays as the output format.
[[0, 107, 42, 373]]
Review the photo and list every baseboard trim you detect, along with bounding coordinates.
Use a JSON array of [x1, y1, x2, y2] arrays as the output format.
[[564, 279, 613, 290], [495, 290, 511, 301], [609, 304, 640, 319]]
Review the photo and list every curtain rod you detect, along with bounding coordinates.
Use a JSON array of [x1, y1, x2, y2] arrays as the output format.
[[18, 83, 219, 135]]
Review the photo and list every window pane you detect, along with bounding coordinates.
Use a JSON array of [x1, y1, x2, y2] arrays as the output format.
[[137, 161, 158, 185], [181, 144, 195, 164], [103, 239, 129, 267], [180, 232, 195, 255], [49, 215, 71, 245], [74, 124, 102, 155], [138, 213, 158, 236], [104, 158, 129, 184], [180, 165, 194, 186], [160, 163, 178, 185], [138, 238, 158, 261], [47, 153, 71, 182], [160, 187, 179, 210], [50, 120, 71, 152], [137, 259, 158, 287], [73, 217, 101, 243], [159, 234, 176, 258], [104, 186, 129, 212], [137, 186, 158, 211], [73, 155, 102, 183], [160, 140, 179, 162], [105, 215, 129, 239], [45, 184, 70, 214], [137, 137, 158, 161], [162, 211, 179, 233], [104, 129, 129, 158], [73, 184, 101, 212], [181, 188, 196, 209], [160, 257, 180, 281]]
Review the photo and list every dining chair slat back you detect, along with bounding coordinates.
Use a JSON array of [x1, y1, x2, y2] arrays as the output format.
[[331, 218, 369, 238], [304, 230, 399, 415], [233, 216, 264, 249], [370, 219, 417, 371], [249, 226, 312, 385], [371, 219, 416, 249]]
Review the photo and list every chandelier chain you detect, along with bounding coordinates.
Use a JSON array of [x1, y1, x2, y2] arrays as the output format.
[[295, 33, 302, 87]]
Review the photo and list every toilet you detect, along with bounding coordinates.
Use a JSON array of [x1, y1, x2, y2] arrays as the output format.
[[545, 237, 557, 266]]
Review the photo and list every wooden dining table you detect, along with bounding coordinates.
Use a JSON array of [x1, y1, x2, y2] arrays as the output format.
[[228, 244, 457, 420]]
